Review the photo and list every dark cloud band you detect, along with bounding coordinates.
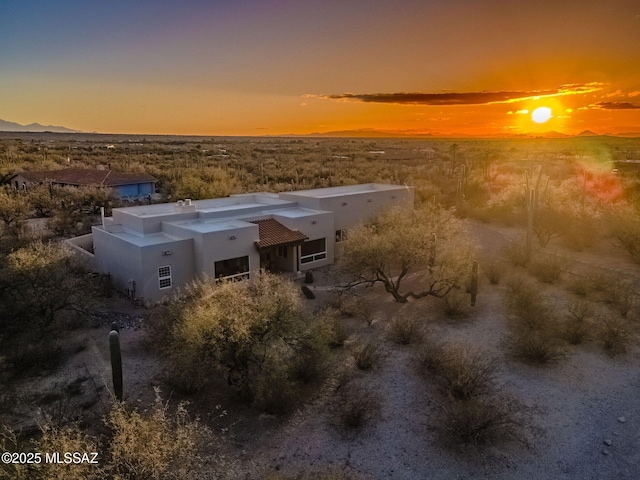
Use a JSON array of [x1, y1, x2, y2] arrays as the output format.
[[325, 84, 602, 106]]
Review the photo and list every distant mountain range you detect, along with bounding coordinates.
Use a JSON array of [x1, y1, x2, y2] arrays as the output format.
[[0, 119, 79, 133], [1, 119, 639, 138], [294, 128, 640, 139]]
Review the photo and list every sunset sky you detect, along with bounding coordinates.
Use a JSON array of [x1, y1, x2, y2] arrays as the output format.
[[1, 0, 639, 136]]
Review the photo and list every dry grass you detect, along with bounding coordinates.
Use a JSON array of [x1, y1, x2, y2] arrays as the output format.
[[442, 290, 469, 318], [510, 330, 566, 364], [527, 254, 566, 284], [439, 395, 524, 446], [335, 384, 382, 430], [352, 341, 381, 370], [419, 342, 496, 400], [387, 313, 423, 345], [598, 316, 635, 355], [561, 301, 595, 345], [482, 257, 507, 285]]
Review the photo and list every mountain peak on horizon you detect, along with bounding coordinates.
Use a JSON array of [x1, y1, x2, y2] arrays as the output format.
[[0, 119, 79, 133], [577, 129, 600, 137]]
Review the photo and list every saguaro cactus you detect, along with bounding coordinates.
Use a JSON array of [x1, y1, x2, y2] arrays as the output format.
[[429, 233, 437, 268], [109, 329, 123, 401], [470, 260, 479, 307], [526, 187, 535, 262]]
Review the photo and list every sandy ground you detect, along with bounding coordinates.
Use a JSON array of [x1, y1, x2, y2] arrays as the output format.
[[225, 221, 640, 479], [6, 220, 640, 479]]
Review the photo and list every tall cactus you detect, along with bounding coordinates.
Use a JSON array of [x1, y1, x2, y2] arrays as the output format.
[[470, 260, 479, 307], [109, 329, 123, 401], [526, 187, 535, 262], [429, 233, 437, 268]]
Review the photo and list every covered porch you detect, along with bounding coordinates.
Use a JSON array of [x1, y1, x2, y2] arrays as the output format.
[[251, 218, 308, 273]]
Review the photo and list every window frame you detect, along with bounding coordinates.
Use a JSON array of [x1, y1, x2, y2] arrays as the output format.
[[300, 238, 327, 264], [214, 255, 251, 281], [158, 265, 172, 289]]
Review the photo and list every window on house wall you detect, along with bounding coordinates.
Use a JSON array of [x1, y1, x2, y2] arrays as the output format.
[[277, 246, 288, 258], [158, 265, 172, 289], [301, 238, 327, 264], [215, 256, 250, 280], [335, 229, 348, 243]]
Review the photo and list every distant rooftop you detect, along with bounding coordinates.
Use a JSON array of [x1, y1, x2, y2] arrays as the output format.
[[14, 168, 157, 187]]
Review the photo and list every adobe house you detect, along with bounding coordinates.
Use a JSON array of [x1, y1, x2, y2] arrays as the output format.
[[9, 168, 157, 199], [69, 183, 413, 302]]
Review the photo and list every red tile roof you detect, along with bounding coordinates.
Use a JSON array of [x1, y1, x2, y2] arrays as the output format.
[[251, 218, 308, 249], [14, 169, 157, 187]]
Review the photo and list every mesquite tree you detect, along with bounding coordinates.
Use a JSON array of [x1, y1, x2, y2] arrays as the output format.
[[339, 205, 475, 303]]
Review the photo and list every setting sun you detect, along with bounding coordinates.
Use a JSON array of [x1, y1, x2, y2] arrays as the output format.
[[532, 107, 552, 124]]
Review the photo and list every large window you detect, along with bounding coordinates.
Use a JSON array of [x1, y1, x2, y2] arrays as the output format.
[[301, 238, 327, 264], [215, 256, 250, 280], [158, 265, 172, 289]]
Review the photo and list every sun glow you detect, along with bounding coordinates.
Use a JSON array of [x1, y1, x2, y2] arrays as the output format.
[[532, 107, 552, 124]]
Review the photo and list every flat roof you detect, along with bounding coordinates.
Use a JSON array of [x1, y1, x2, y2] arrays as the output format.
[[101, 230, 183, 247], [114, 195, 294, 218], [283, 183, 410, 198], [166, 218, 256, 234]]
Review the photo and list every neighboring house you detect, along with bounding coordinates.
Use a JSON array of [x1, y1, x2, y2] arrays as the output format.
[[8, 168, 157, 199], [68, 183, 413, 303]]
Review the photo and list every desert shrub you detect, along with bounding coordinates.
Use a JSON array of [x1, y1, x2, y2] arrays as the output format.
[[352, 341, 381, 370], [252, 370, 298, 414], [442, 289, 469, 317], [510, 330, 566, 364], [601, 281, 636, 317], [439, 395, 523, 445], [289, 346, 327, 385], [335, 385, 382, 430], [427, 344, 496, 400], [24, 424, 104, 480], [598, 316, 634, 355], [356, 297, 376, 326], [387, 313, 423, 345], [610, 219, 640, 263], [107, 391, 211, 480], [3, 340, 65, 378], [562, 301, 594, 345], [326, 292, 358, 317], [501, 241, 530, 267], [482, 257, 506, 284], [503, 275, 554, 329], [588, 271, 616, 293], [567, 275, 592, 297], [265, 467, 363, 480], [163, 273, 325, 407], [562, 217, 598, 251], [318, 312, 350, 348], [527, 254, 566, 284], [417, 337, 447, 375]]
